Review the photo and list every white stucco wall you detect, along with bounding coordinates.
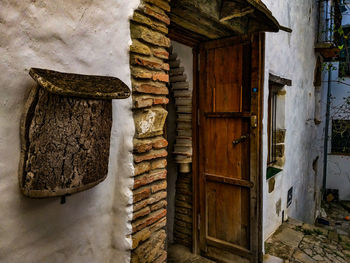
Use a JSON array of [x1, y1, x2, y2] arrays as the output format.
[[324, 63, 350, 201], [262, 0, 321, 240], [0, 1, 139, 262]]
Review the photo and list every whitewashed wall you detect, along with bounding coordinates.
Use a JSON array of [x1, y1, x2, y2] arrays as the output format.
[[262, 0, 321, 240], [0, 1, 139, 262], [324, 63, 350, 201]]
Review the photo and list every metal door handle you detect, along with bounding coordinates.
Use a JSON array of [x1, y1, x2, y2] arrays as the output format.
[[232, 134, 249, 145]]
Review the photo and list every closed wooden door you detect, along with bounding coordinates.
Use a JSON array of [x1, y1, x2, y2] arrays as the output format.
[[198, 35, 262, 263]]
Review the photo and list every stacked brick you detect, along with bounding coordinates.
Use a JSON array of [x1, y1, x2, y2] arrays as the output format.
[[168, 49, 193, 173], [129, 1, 171, 262], [173, 172, 193, 248]]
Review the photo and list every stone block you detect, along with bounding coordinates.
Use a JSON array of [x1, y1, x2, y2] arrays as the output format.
[[133, 206, 151, 221], [133, 187, 151, 203], [143, 0, 171, 12], [134, 106, 168, 138], [274, 129, 286, 144], [132, 209, 167, 233], [151, 199, 167, 211], [134, 161, 151, 176], [141, 3, 170, 25], [152, 47, 169, 59], [134, 198, 149, 212], [132, 11, 168, 34], [131, 24, 170, 47], [132, 230, 166, 263], [132, 81, 169, 95], [151, 180, 167, 193], [133, 169, 167, 189], [134, 149, 168, 163], [134, 137, 168, 153], [151, 158, 167, 170], [149, 191, 167, 204], [130, 40, 151, 55], [132, 228, 151, 249], [133, 95, 169, 108], [131, 54, 169, 71]]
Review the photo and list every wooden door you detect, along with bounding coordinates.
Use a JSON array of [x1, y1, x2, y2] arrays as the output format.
[[198, 34, 263, 263]]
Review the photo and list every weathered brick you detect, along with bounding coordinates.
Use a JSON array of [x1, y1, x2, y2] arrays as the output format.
[[133, 95, 169, 108], [133, 81, 169, 95], [143, 0, 171, 12], [134, 149, 168, 163], [149, 216, 167, 233], [151, 158, 167, 170], [133, 187, 151, 203], [134, 161, 151, 176], [175, 213, 192, 223], [151, 180, 167, 193], [149, 191, 167, 204], [134, 137, 168, 153], [132, 230, 166, 263], [131, 54, 169, 71], [132, 228, 151, 249], [132, 209, 167, 233], [132, 11, 168, 34], [154, 251, 167, 263], [174, 224, 192, 235], [134, 198, 149, 212], [130, 40, 151, 55], [175, 200, 192, 209], [131, 67, 153, 79], [152, 72, 169, 82], [152, 47, 169, 59], [134, 96, 154, 108], [131, 24, 170, 47], [133, 169, 167, 189], [176, 207, 191, 215], [141, 3, 170, 25], [151, 199, 167, 211], [133, 206, 151, 221]]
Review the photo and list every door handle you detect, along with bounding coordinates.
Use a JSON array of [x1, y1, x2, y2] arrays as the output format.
[[232, 134, 249, 146]]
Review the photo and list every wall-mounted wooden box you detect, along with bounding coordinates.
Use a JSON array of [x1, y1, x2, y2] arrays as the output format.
[[19, 68, 130, 198]]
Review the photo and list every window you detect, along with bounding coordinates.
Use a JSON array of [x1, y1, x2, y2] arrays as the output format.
[[268, 87, 278, 165], [331, 119, 350, 154], [266, 74, 290, 180]]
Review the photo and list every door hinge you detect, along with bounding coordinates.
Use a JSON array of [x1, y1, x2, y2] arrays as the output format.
[[197, 214, 200, 230], [251, 115, 257, 128]]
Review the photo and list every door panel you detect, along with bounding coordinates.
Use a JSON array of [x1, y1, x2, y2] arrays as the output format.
[[198, 35, 262, 262]]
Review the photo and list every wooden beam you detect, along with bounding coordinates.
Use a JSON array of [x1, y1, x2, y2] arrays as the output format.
[[269, 73, 292, 86]]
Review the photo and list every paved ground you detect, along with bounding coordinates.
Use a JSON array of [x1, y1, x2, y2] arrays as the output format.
[[265, 216, 350, 262], [169, 202, 350, 263], [168, 244, 214, 263]]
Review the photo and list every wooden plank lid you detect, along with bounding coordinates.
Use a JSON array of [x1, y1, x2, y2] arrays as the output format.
[[29, 68, 130, 100]]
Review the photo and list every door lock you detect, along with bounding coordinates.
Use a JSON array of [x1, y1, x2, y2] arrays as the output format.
[[232, 134, 250, 146]]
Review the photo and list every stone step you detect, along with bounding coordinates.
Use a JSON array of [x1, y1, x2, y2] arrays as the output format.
[[169, 59, 181, 68], [171, 82, 189, 90], [170, 74, 187, 83], [175, 98, 192, 106], [177, 106, 192, 113], [178, 129, 192, 137], [170, 67, 185, 76], [174, 90, 192, 97]]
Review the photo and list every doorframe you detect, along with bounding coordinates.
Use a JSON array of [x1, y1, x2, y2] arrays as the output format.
[[168, 30, 265, 262]]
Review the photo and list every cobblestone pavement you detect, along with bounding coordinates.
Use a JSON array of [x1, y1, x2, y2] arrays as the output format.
[[168, 244, 215, 263], [265, 216, 350, 263], [322, 201, 350, 236]]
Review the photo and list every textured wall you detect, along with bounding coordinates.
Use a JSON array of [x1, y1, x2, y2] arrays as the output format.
[[262, 0, 321, 240], [0, 0, 139, 262], [324, 63, 350, 201]]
